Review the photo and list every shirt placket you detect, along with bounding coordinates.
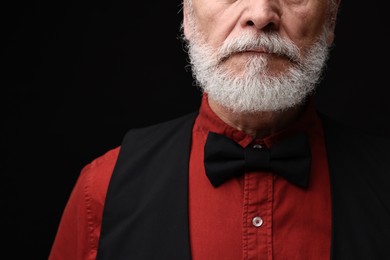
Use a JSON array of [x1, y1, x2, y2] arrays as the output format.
[[242, 168, 274, 260]]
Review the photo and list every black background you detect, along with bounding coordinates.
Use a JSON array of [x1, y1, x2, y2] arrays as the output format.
[[3, 1, 389, 259]]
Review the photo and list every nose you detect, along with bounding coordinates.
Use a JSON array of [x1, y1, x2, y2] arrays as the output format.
[[241, 0, 281, 31]]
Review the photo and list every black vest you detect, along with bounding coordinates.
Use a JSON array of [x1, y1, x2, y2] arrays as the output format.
[[97, 112, 390, 260]]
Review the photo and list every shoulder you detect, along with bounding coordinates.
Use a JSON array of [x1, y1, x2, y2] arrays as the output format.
[[121, 112, 198, 146], [81, 146, 121, 177], [49, 146, 122, 260], [79, 112, 198, 188], [128, 112, 198, 134], [77, 146, 121, 205], [319, 111, 390, 144], [319, 111, 390, 170], [82, 146, 121, 174]]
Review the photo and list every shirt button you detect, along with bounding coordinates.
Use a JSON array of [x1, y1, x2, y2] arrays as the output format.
[[252, 216, 263, 227], [253, 144, 263, 149]]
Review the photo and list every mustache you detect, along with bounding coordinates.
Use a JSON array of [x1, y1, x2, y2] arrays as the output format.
[[217, 32, 301, 63]]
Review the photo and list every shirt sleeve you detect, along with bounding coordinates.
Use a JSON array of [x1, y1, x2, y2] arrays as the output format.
[[48, 147, 120, 260]]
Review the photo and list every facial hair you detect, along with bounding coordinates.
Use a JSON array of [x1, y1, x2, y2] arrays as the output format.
[[183, 14, 331, 113]]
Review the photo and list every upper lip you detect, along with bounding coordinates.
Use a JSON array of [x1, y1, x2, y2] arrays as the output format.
[[242, 48, 268, 53], [243, 49, 295, 60], [219, 48, 278, 62], [233, 47, 269, 55]]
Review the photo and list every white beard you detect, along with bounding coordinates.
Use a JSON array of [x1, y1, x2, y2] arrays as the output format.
[[185, 20, 331, 113]]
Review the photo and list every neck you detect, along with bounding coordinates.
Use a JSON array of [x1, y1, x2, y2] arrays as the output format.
[[208, 97, 307, 139]]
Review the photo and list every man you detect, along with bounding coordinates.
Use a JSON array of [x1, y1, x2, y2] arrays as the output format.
[[49, 0, 390, 259]]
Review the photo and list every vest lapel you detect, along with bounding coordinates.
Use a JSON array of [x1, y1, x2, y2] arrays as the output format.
[[96, 113, 197, 260]]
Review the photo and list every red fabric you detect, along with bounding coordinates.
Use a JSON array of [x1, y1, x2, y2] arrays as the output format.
[[49, 147, 119, 260], [49, 95, 331, 260], [189, 96, 331, 260]]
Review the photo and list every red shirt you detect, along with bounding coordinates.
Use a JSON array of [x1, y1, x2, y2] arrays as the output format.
[[49, 95, 331, 260]]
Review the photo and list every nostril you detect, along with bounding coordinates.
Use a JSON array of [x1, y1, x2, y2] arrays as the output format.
[[246, 20, 276, 31]]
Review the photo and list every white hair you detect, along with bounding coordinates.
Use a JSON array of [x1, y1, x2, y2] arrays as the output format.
[[180, 0, 336, 113]]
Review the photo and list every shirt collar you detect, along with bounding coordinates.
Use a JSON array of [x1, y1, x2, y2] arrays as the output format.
[[196, 94, 322, 148]]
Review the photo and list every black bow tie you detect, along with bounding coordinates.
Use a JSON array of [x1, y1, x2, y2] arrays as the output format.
[[204, 132, 312, 188]]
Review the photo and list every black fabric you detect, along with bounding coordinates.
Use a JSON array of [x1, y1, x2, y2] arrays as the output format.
[[321, 113, 390, 259], [97, 110, 390, 260], [204, 132, 311, 188], [96, 112, 198, 260]]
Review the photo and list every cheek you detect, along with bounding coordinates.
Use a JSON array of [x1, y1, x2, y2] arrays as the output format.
[[283, 11, 327, 47], [193, 4, 241, 48]]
